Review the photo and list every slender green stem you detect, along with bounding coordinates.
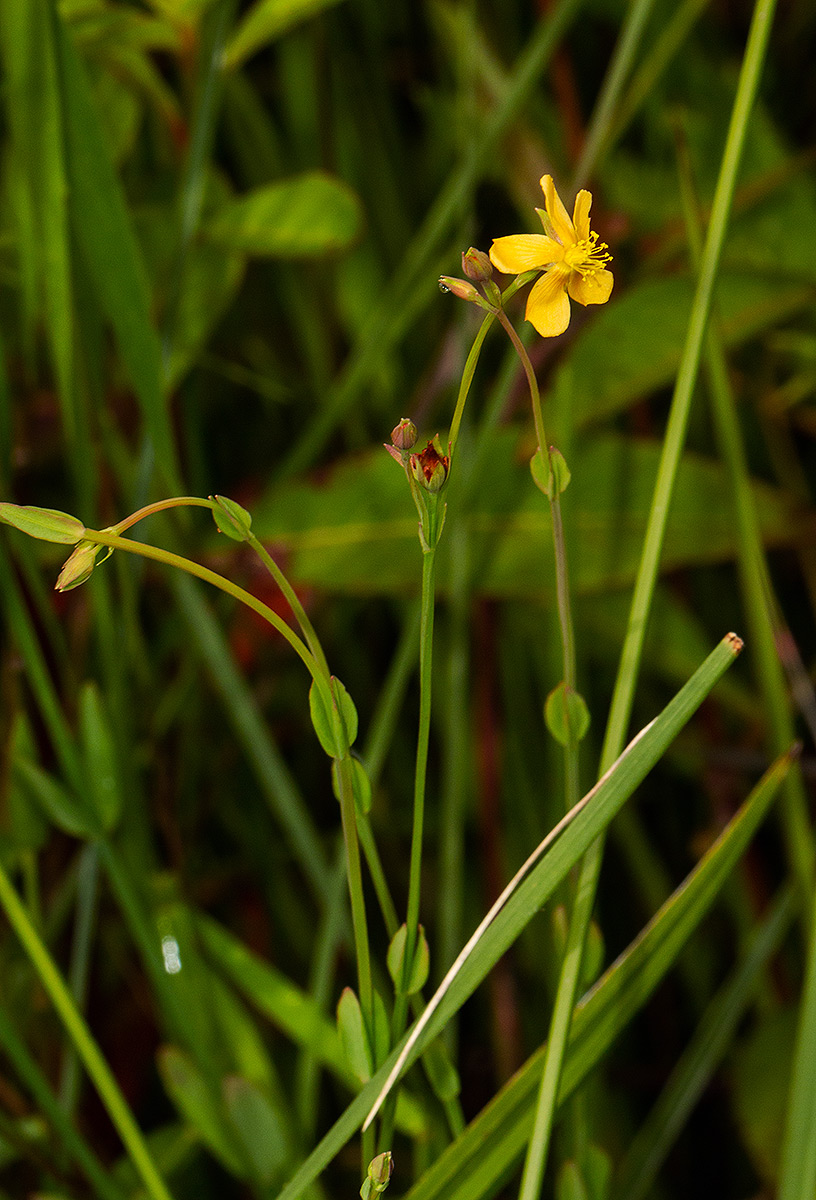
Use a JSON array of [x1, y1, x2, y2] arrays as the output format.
[[674, 121, 814, 910], [494, 309, 547, 455], [570, 0, 659, 190], [495, 307, 585, 1199], [0, 862, 175, 1200], [379, 542, 438, 1153], [109, 495, 213, 534], [82, 528, 318, 682], [521, 0, 781, 1191], [406, 547, 436, 941], [0, 1005, 127, 1200], [334, 750, 375, 1177], [448, 315, 494, 463], [334, 753, 374, 1023], [247, 531, 330, 679]]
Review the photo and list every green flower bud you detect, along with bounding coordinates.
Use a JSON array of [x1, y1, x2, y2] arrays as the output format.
[[364, 1152, 394, 1196], [55, 540, 104, 591], [438, 276, 480, 302]]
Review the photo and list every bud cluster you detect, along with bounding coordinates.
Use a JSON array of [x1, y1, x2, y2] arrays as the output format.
[[439, 246, 501, 311]]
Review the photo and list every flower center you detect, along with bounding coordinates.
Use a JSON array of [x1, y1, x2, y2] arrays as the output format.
[[565, 231, 612, 277]]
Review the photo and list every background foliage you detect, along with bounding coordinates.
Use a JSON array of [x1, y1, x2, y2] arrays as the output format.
[[1, 1, 816, 1199]]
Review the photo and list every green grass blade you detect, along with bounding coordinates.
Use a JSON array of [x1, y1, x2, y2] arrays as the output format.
[[779, 886, 816, 1200], [401, 748, 795, 1200], [51, 8, 182, 494], [0, 1004, 126, 1200], [196, 912, 357, 1087], [675, 125, 814, 911], [0, 542, 83, 792], [274, 634, 741, 1200], [0, 862, 175, 1200], [170, 573, 332, 904], [1, 0, 76, 449], [615, 886, 795, 1200], [601, 0, 780, 766]]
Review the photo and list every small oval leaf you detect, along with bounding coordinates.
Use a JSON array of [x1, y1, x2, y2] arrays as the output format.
[[212, 494, 252, 542], [337, 987, 373, 1083], [387, 924, 429, 995], [0, 502, 85, 544], [545, 682, 591, 747]]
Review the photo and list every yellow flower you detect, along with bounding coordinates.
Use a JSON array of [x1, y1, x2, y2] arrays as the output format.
[[489, 175, 613, 337]]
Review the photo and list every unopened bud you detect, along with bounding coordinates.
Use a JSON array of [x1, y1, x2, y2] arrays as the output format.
[[361, 1152, 394, 1200], [55, 540, 103, 591], [410, 436, 449, 494], [462, 247, 493, 282], [390, 418, 417, 451], [438, 276, 480, 302]]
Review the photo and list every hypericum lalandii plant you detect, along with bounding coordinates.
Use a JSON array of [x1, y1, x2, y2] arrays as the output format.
[[376, 172, 615, 1189]]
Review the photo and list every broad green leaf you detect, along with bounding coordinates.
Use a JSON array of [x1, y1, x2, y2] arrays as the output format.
[[78, 682, 121, 832], [157, 1047, 244, 1176], [52, 11, 181, 492], [203, 173, 362, 258], [558, 273, 812, 430], [224, 0, 349, 70], [274, 636, 744, 1200], [731, 1007, 798, 1187], [196, 913, 424, 1135], [250, 432, 797, 598], [0, 503, 84, 545], [13, 759, 95, 840], [196, 913, 355, 1085], [222, 1076, 289, 1186]]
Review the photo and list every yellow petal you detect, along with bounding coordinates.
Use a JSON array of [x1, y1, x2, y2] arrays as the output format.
[[525, 268, 571, 337], [540, 175, 575, 246], [572, 190, 592, 242], [567, 268, 614, 307], [489, 234, 563, 275]]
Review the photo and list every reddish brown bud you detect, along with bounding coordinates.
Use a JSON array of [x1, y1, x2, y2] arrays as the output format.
[[410, 437, 449, 493], [462, 247, 493, 282], [390, 418, 417, 451]]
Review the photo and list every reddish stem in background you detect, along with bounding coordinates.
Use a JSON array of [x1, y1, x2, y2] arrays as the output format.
[[475, 599, 522, 1082]]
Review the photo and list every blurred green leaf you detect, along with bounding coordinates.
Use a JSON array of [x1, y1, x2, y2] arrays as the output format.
[[13, 759, 95, 840], [78, 682, 121, 833], [250, 431, 798, 597], [52, 11, 181, 491], [204, 173, 362, 258], [224, 0, 349, 70], [157, 1046, 245, 1176], [560, 273, 813, 430], [731, 1007, 795, 1187], [223, 1075, 289, 1186]]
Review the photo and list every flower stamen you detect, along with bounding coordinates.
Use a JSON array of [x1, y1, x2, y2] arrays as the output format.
[[566, 232, 612, 278]]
